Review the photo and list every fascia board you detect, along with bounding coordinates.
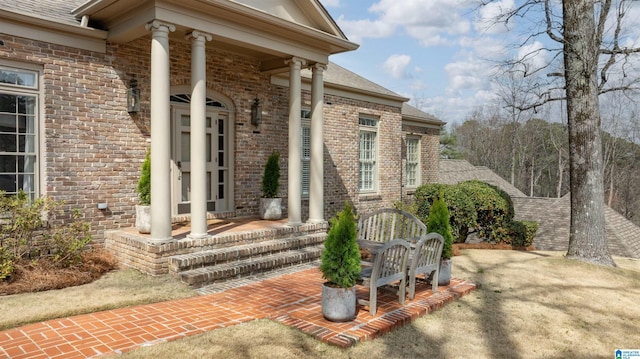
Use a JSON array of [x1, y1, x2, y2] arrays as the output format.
[[0, 10, 107, 53]]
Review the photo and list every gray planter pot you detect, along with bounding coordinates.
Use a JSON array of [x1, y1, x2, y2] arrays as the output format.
[[135, 205, 151, 234], [321, 283, 357, 322], [260, 198, 282, 220], [438, 258, 452, 286]]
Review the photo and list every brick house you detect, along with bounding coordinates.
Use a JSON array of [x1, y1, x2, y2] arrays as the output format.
[[1, 0, 443, 245]]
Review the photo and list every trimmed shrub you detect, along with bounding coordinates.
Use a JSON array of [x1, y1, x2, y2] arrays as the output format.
[[457, 180, 515, 242], [426, 194, 454, 259], [415, 183, 476, 243], [136, 151, 151, 205], [261, 151, 280, 198], [320, 202, 361, 288]]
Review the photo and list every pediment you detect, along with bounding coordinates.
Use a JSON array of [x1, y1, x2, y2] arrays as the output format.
[[233, 0, 346, 39]]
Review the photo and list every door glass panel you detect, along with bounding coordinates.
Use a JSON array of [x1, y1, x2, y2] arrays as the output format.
[[207, 172, 212, 201], [181, 116, 190, 126], [206, 134, 211, 162], [181, 173, 190, 202], [181, 132, 190, 162], [218, 170, 224, 200]]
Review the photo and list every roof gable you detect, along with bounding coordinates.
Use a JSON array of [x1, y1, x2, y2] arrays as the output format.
[[234, 0, 346, 39]]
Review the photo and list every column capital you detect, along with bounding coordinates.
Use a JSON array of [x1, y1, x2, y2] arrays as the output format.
[[285, 57, 307, 68], [186, 30, 213, 42], [311, 63, 327, 72], [145, 20, 176, 33]]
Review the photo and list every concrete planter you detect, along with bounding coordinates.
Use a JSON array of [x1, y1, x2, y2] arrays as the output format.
[[260, 198, 282, 220], [321, 283, 357, 322], [438, 258, 452, 286], [135, 205, 151, 234]]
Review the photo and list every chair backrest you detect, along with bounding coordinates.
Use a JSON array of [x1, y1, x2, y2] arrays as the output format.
[[371, 239, 411, 287], [357, 208, 427, 244], [410, 233, 444, 276]]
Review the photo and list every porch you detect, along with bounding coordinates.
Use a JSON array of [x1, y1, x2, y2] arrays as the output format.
[[105, 216, 328, 281]]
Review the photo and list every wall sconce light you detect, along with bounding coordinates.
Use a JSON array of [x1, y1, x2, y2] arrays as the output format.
[[251, 97, 262, 126], [127, 78, 140, 114]]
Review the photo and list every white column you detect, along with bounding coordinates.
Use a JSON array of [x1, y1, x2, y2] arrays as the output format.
[[286, 57, 306, 226], [187, 30, 212, 239], [146, 20, 175, 242], [309, 63, 326, 223]]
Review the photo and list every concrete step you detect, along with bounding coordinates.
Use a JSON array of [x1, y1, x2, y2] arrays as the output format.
[[168, 233, 326, 272], [177, 244, 324, 288]]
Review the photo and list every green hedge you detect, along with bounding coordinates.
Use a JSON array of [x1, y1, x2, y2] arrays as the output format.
[[414, 181, 537, 246]]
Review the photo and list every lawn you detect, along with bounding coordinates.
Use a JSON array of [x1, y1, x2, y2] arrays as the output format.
[[2, 249, 639, 358]]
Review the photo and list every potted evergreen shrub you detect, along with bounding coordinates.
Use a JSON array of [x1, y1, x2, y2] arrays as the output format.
[[427, 193, 454, 285], [135, 150, 151, 234], [320, 202, 361, 322], [260, 151, 282, 220]]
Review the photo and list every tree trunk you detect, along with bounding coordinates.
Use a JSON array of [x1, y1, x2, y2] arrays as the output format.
[[557, 147, 563, 198], [563, 0, 615, 266]]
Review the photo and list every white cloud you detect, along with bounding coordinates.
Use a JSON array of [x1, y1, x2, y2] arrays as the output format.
[[321, 0, 341, 7], [516, 41, 548, 75], [444, 56, 492, 96], [336, 16, 395, 44], [473, 0, 515, 34], [383, 54, 412, 79], [337, 0, 474, 46]]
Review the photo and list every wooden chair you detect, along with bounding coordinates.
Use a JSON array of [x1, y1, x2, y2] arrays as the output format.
[[407, 233, 444, 300], [357, 208, 427, 245], [358, 239, 411, 316]]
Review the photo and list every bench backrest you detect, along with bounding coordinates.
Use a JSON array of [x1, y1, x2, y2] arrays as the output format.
[[357, 208, 427, 244]]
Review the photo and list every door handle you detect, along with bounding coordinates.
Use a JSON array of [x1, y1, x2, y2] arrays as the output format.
[[177, 161, 182, 169]]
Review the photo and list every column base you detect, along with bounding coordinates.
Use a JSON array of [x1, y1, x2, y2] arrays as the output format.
[[187, 233, 211, 240]]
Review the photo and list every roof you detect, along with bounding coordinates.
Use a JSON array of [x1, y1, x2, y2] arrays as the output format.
[[402, 103, 444, 127], [3, 0, 85, 26], [440, 159, 640, 259], [439, 159, 526, 197]]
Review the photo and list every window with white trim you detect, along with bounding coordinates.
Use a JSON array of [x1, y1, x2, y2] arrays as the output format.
[[0, 66, 38, 200], [359, 117, 378, 192], [406, 137, 420, 188], [301, 110, 311, 197]]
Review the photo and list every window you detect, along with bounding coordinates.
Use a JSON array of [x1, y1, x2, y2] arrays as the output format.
[[301, 110, 311, 197], [359, 117, 378, 192], [0, 66, 39, 200], [406, 137, 420, 187]]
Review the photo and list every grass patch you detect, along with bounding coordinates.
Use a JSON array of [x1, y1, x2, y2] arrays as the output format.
[[0, 263, 196, 330], [121, 250, 640, 359]]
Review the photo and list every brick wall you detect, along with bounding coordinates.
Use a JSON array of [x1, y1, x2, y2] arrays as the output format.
[[401, 124, 441, 202], [0, 32, 432, 242]]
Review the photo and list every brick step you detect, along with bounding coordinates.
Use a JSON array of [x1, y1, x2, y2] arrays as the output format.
[[177, 244, 324, 287], [168, 233, 326, 272]]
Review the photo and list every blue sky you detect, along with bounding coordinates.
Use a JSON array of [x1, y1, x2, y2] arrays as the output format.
[[322, 0, 510, 125], [321, 0, 640, 127]]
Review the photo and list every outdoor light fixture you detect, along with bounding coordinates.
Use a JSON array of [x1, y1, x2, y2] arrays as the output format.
[[251, 97, 262, 126], [127, 78, 140, 114]]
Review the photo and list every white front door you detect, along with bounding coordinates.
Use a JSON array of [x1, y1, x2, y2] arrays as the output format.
[[172, 108, 229, 215]]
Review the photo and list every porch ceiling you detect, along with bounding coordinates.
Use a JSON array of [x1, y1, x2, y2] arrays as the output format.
[[73, 0, 358, 73]]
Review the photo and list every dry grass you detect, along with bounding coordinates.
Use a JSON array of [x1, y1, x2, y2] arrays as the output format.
[[0, 258, 196, 330], [120, 250, 640, 359]]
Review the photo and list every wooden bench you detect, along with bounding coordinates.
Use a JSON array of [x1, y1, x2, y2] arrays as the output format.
[[356, 208, 427, 246], [408, 233, 444, 300]]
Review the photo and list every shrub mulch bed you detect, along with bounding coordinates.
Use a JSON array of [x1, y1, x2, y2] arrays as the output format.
[[0, 249, 118, 296]]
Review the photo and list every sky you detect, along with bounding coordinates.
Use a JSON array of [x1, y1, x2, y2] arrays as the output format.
[[320, 0, 640, 127]]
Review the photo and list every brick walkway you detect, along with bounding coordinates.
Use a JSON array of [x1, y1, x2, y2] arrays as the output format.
[[0, 265, 476, 358]]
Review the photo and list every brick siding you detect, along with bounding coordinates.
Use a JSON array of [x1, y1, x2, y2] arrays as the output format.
[[0, 33, 439, 242]]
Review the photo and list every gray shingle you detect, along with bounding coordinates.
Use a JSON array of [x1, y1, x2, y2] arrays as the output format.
[[3, 0, 85, 26]]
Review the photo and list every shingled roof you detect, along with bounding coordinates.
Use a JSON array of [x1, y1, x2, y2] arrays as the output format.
[[440, 159, 640, 259], [4, 0, 85, 26]]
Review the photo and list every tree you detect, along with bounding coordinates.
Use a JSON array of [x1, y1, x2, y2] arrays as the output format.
[[481, 0, 640, 266]]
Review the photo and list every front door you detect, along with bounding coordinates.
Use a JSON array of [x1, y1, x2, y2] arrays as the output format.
[[172, 107, 229, 215]]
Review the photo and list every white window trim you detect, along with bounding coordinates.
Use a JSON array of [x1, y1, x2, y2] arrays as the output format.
[[405, 136, 421, 188], [358, 116, 379, 193], [0, 61, 42, 200]]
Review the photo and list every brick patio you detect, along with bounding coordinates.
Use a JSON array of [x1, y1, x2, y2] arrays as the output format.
[[0, 263, 476, 358]]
